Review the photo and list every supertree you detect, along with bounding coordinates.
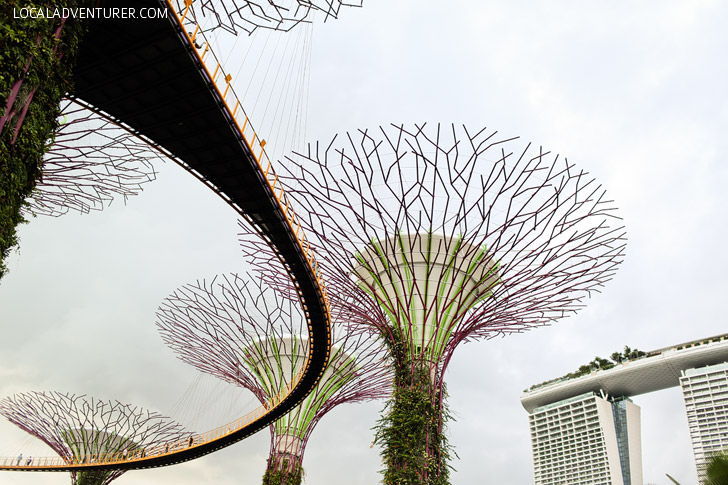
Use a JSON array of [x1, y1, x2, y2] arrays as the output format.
[[25, 98, 159, 218], [0, 391, 192, 485], [239, 123, 627, 484], [172, 0, 363, 34], [156, 273, 391, 484]]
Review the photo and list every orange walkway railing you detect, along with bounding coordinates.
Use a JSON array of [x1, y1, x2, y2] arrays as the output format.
[[0, 0, 330, 472]]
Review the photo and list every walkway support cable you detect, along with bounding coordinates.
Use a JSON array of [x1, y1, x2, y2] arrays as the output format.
[[0, 0, 332, 472]]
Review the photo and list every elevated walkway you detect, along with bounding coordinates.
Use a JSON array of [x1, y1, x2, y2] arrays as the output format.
[[1, 0, 331, 472]]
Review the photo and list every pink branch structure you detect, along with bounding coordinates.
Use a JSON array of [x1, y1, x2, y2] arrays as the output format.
[[156, 273, 391, 482], [0, 391, 192, 485], [172, 0, 362, 34], [0, 18, 66, 141], [238, 122, 626, 482], [25, 99, 160, 218]]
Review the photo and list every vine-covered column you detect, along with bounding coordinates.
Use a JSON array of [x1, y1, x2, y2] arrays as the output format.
[[0, 0, 90, 278], [375, 334, 454, 485]]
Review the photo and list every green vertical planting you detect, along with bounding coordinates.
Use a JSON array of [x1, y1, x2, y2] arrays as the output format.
[[0, 0, 90, 279]]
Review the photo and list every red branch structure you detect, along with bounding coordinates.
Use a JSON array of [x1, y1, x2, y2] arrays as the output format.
[[238, 122, 626, 483], [156, 273, 391, 483], [0, 18, 66, 141], [172, 0, 362, 34], [25, 99, 159, 218], [0, 391, 192, 485]]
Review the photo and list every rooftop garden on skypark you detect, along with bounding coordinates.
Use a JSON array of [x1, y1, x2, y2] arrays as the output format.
[[526, 346, 647, 393], [675, 334, 728, 350], [526, 334, 728, 393]]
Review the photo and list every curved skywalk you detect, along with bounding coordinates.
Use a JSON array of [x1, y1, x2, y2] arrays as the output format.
[[0, 0, 331, 472]]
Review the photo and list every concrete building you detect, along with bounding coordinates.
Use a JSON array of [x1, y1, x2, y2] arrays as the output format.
[[529, 392, 642, 485], [681, 362, 728, 481], [522, 334, 728, 484]]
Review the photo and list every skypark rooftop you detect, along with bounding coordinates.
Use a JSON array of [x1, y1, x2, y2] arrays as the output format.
[[521, 333, 728, 413]]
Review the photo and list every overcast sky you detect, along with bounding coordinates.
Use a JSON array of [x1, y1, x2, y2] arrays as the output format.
[[2, 1, 727, 484]]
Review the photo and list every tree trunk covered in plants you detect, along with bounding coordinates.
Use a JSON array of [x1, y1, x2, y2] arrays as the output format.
[[261, 454, 304, 485], [0, 0, 90, 279], [74, 470, 112, 485], [375, 338, 454, 485]]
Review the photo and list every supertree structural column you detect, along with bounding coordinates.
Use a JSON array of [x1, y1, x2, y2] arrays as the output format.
[[0, 391, 192, 485], [240, 123, 626, 484], [156, 273, 391, 484], [352, 232, 500, 369], [173, 0, 362, 34], [25, 98, 159, 218]]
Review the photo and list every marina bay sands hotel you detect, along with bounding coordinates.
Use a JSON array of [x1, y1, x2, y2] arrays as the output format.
[[521, 333, 728, 484]]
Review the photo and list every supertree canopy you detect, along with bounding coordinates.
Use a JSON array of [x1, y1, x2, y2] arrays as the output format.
[[156, 273, 391, 484], [173, 0, 362, 34], [0, 391, 192, 485], [1, 97, 160, 279], [239, 123, 626, 483], [25, 98, 159, 218]]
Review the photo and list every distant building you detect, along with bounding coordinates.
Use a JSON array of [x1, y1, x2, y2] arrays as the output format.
[[522, 333, 728, 484], [681, 362, 728, 481], [529, 392, 641, 485]]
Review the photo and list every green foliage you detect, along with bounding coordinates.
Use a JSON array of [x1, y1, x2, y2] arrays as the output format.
[[610, 345, 647, 363], [570, 356, 616, 378], [0, 0, 90, 279], [705, 451, 728, 485], [262, 456, 303, 485], [374, 336, 455, 485], [74, 469, 113, 485], [528, 345, 647, 391]]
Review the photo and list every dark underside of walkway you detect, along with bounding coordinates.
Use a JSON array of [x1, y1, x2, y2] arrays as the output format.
[[35, 0, 331, 471]]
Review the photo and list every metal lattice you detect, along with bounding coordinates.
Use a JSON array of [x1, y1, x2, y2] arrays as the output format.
[[156, 273, 391, 474], [24, 99, 159, 218], [172, 0, 362, 34], [240, 122, 626, 388], [0, 391, 192, 484]]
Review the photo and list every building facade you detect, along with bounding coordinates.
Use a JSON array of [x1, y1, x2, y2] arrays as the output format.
[[522, 334, 728, 483], [680, 362, 728, 481], [528, 392, 642, 485]]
